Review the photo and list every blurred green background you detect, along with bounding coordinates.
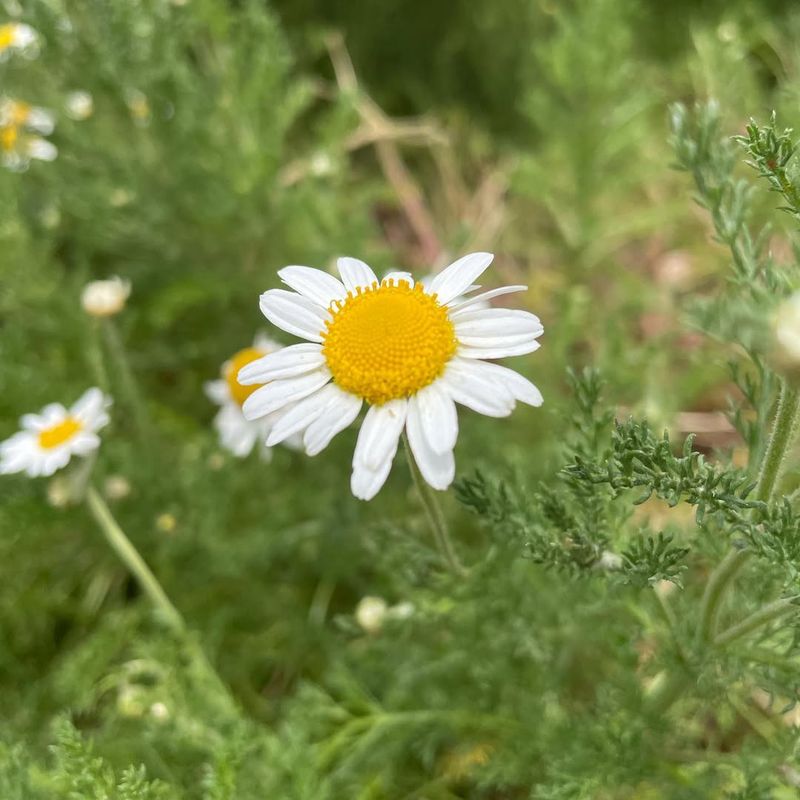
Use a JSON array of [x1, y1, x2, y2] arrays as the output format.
[[3, 0, 800, 796]]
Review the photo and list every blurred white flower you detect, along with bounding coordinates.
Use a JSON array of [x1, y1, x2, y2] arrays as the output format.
[[81, 276, 131, 317], [0, 98, 57, 171], [775, 292, 800, 364], [0, 388, 111, 478], [0, 22, 39, 61], [104, 474, 132, 501], [241, 254, 542, 500], [46, 476, 72, 508], [355, 596, 388, 634], [205, 334, 302, 459], [65, 90, 94, 121]]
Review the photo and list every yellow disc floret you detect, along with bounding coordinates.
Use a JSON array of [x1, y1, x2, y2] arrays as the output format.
[[0, 24, 15, 51], [38, 417, 83, 450], [322, 280, 456, 406], [224, 347, 267, 407]]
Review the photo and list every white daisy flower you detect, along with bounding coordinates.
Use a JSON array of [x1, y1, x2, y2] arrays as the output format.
[[0, 22, 39, 61], [0, 388, 111, 478], [0, 98, 57, 171], [240, 253, 543, 500], [205, 334, 302, 459]]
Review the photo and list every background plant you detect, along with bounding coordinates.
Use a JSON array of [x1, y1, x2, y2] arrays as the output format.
[[5, 0, 800, 797]]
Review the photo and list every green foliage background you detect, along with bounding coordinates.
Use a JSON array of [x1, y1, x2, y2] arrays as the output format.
[[4, 0, 800, 796]]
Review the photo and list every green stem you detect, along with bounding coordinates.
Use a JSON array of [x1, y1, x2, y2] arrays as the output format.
[[754, 382, 800, 504], [402, 433, 466, 576], [696, 381, 800, 648], [86, 485, 184, 631], [102, 318, 150, 438], [714, 596, 799, 648]]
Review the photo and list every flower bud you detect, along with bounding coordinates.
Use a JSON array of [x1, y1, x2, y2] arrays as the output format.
[[81, 276, 130, 317], [355, 596, 387, 634]]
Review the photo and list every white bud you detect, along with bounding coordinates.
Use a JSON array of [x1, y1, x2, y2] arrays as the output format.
[[81, 276, 131, 317], [104, 474, 131, 501], [149, 701, 170, 721], [65, 90, 94, 121], [598, 550, 623, 571], [355, 596, 387, 634]]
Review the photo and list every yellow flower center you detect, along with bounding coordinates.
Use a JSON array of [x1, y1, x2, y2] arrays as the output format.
[[38, 417, 83, 450], [0, 124, 18, 152], [224, 347, 266, 407], [0, 24, 14, 51], [322, 280, 456, 406]]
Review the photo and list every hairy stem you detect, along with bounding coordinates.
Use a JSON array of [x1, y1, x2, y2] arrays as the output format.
[[714, 596, 799, 648], [86, 485, 184, 631], [402, 433, 466, 576], [754, 382, 800, 504]]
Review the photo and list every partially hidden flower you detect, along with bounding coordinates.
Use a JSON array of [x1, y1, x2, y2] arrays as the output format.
[[0, 388, 111, 477], [774, 292, 800, 365], [205, 334, 302, 459], [240, 253, 543, 500], [81, 276, 131, 317], [0, 98, 57, 171], [0, 22, 39, 61]]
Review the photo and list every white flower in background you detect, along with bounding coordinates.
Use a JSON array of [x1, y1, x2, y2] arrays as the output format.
[[0, 98, 57, 170], [240, 253, 543, 500], [205, 334, 302, 459], [355, 596, 388, 634], [0, 22, 39, 61], [81, 276, 131, 317], [774, 292, 800, 364], [0, 388, 111, 477], [65, 90, 94, 121]]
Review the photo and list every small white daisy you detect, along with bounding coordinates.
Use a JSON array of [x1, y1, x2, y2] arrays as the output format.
[[0, 98, 57, 171], [205, 334, 301, 459], [240, 253, 543, 500], [0, 22, 39, 61], [0, 388, 111, 477]]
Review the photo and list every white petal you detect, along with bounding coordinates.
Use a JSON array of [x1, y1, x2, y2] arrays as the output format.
[[0, 447, 33, 474], [1, 431, 35, 455], [71, 387, 108, 423], [40, 448, 71, 476], [382, 271, 414, 287], [406, 396, 455, 490], [266, 385, 338, 446], [303, 387, 362, 456], [413, 381, 458, 454], [454, 308, 543, 340], [351, 455, 394, 501], [215, 405, 259, 457], [278, 265, 347, 308], [27, 108, 54, 135], [238, 343, 325, 384], [252, 332, 282, 352], [242, 369, 331, 420], [458, 340, 542, 360], [478, 362, 544, 407], [27, 138, 57, 162], [448, 285, 528, 315], [337, 257, 378, 293], [204, 379, 230, 405], [441, 359, 516, 417], [353, 399, 407, 471], [259, 289, 330, 343], [70, 431, 101, 455], [40, 404, 67, 425], [20, 414, 47, 432], [427, 252, 494, 305]]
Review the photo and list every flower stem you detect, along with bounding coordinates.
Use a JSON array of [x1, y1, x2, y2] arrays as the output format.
[[402, 433, 466, 576], [102, 318, 150, 439], [85, 485, 184, 631], [754, 382, 800, 505], [714, 596, 799, 648]]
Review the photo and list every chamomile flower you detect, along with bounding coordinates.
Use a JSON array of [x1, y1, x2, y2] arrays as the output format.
[[0, 22, 38, 61], [240, 253, 543, 500], [0, 98, 57, 171], [205, 334, 301, 459], [0, 388, 111, 477]]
